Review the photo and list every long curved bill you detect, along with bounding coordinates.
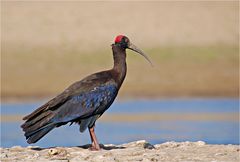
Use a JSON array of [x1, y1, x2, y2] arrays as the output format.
[[128, 43, 153, 66]]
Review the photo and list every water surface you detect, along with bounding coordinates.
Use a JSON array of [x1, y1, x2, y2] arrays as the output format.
[[1, 98, 239, 148]]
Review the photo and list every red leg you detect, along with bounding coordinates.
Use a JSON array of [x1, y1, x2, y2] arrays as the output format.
[[88, 126, 100, 151], [88, 128, 95, 148]]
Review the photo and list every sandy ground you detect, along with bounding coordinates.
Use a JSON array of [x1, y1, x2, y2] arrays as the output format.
[[1, 140, 239, 162]]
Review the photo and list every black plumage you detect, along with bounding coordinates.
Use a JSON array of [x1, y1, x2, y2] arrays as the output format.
[[21, 35, 152, 150]]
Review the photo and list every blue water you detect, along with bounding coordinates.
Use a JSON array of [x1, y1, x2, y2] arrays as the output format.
[[1, 98, 239, 148]]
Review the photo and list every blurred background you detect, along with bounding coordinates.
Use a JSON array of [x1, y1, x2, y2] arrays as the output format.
[[1, 1, 239, 147]]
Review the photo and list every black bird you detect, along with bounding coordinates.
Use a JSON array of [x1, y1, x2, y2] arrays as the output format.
[[21, 35, 152, 150]]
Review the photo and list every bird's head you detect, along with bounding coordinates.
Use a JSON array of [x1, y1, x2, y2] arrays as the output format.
[[114, 35, 153, 66]]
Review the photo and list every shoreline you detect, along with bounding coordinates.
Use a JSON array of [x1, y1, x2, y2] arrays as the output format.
[[1, 140, 239, 162], [1, 95, 238, 104]]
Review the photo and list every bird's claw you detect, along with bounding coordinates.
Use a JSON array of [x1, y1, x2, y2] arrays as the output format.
[[89, 146, 101, 151]]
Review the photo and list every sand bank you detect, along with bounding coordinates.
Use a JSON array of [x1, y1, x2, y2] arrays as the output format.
[[1, 140, 239, 162]]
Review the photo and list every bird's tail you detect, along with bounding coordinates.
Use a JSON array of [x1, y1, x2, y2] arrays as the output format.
[[26, 124, 55, 143], [21, 110, 56, 144]]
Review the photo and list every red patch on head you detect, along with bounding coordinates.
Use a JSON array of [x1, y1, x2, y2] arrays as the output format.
[[114, 35, 125, 43]]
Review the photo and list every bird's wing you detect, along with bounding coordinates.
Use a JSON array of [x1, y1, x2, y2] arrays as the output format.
[[22, 75, 95, 121], [22, 70, 114, 121], [50, 82, 118, 124], [22, 89, 71, 120]]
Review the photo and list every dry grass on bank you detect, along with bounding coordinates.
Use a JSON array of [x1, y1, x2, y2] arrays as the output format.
[[2, 45, 238, 100]]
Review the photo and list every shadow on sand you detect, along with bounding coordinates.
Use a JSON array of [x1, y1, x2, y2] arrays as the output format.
[[31, 143, 126, 151]]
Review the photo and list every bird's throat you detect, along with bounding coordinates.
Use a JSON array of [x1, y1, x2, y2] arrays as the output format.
[[112, 45, 127, 86]]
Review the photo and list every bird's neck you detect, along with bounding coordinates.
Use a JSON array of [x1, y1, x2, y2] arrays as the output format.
[[112, 44, 127, 86]]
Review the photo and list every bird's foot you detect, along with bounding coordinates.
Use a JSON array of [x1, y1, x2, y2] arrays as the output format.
[[89, 146, 101, 151]]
